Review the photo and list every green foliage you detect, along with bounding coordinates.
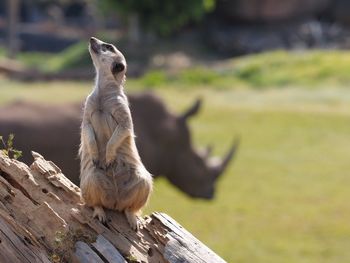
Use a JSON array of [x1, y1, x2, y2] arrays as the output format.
[[138, 67, 229, 88], [14, 46, 350, 90], [51, 228, 96, 263], [139, 70, 167, 87], [49, 41, 91, 71], [137, 50, 350, 89], [0, 134, 22, 160], [100, 0, 215, 35], [17, 41, 91, 73], [229, 50, 350, 88], [178, 67, 220, 85], [125, 255, 139, 262]]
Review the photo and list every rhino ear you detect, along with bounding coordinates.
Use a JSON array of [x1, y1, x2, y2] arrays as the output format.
[[181, 98, 202, 120]]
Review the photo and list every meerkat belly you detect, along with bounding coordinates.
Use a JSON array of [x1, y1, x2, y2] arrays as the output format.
[[90, 110, 116, 161], [83, 108, 149, 209], [115, 136, 142, 167]]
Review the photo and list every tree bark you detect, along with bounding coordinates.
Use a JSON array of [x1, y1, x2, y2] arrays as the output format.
[[0, 151, 225, 263]]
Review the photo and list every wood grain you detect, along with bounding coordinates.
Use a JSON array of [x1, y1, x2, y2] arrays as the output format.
[[0, 151, 226, 262]]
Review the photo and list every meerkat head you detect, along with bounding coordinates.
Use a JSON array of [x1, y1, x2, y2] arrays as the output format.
[[89, 37, 126, 83]]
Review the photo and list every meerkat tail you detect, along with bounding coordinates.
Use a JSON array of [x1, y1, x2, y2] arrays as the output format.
[[125, 209, 139, 231]]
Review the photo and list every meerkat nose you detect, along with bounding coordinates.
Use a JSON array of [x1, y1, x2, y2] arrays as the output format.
[[90, 37, 100, 53]]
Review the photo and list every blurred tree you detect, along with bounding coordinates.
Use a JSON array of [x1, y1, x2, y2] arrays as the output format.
[[7, 0, 20, 58], [100, 0, 215, 41]]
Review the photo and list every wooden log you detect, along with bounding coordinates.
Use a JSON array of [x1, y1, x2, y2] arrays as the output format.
[[0, 151, 226, 263], [0, 216, 50, 263], [73, 242, 104, 263], [92, 235, 127, 263]]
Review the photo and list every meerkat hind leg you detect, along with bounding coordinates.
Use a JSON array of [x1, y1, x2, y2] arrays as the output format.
[[125, 210, 139, 231], [93, 206, 106, 223]]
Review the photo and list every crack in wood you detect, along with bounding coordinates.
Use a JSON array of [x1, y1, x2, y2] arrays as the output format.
[[0, 171, 39, 206]]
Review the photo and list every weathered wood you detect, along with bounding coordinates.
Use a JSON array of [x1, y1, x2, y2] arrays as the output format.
[[0, 151, 226, 262], [146, 213, 226, 263], [92, 235, 127, 263], [0, 216, 51, 263], [73, 241, 104, 263]]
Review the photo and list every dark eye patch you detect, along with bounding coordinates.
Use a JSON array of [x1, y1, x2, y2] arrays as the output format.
[[111, 62, 125, 75]]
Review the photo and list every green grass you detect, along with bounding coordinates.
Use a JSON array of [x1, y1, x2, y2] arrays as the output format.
[[228, 50, 350, 88], [133, 50, 350, 90], [144, 86, 350, 262], [16, 41, 91, 73], [8, 45, 350, 89], [1, 50, 350, 262], [0, 79, 90, 104], [147, 106, 350, 263]]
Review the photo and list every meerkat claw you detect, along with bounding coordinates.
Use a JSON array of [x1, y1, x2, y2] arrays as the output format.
[[93, 159, 105, 170], [125, 210, 139, 231], [105, 162, 112, 170], [105, 160, 115, 171], [92, 159, 100, 168], [93, 206, 106, 223]]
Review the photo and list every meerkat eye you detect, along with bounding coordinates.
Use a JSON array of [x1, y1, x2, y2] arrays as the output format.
[[103, 44, 114, 52]]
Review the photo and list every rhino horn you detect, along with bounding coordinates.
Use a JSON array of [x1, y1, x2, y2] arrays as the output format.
[[211, 137, 240, 179], [181, 98, 202, 120]]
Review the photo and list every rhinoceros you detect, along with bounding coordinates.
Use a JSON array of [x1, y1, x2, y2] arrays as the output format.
[[0, 92, 238, 199]]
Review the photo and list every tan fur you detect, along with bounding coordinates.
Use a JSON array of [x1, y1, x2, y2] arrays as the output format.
[[79, 37, 152, 230]]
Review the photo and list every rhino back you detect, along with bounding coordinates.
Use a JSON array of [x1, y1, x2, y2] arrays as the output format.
[[0, 101, 82, 183]]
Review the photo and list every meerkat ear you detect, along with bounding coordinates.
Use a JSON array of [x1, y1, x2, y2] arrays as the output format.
[[111, 62, 125, 76]]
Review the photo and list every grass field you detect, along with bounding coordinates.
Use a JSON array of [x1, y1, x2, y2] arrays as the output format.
[[1, 50, 350, 262]]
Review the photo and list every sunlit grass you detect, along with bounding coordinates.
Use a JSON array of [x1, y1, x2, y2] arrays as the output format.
[[16, 41, 90, 73], [228, 50, 350, 88], [7, 45, 350, 89], [135, 50, 350, 89], [0, 79, 89, 104], [143, 95, 350, 263], [134, 83, 350, 262]]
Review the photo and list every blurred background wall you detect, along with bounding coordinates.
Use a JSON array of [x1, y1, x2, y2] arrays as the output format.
[[2, 0, 350, 56]]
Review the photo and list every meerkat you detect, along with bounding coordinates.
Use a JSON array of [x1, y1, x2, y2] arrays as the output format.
[[79, 37, 153, 230]]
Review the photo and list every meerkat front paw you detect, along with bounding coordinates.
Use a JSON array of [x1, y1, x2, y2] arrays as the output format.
[[105, 155, 116, 171], [92, 158, 105, 170], [93, 206, 106, 223], [125, 210, 139, 231], [92, 158, 99, 167]]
